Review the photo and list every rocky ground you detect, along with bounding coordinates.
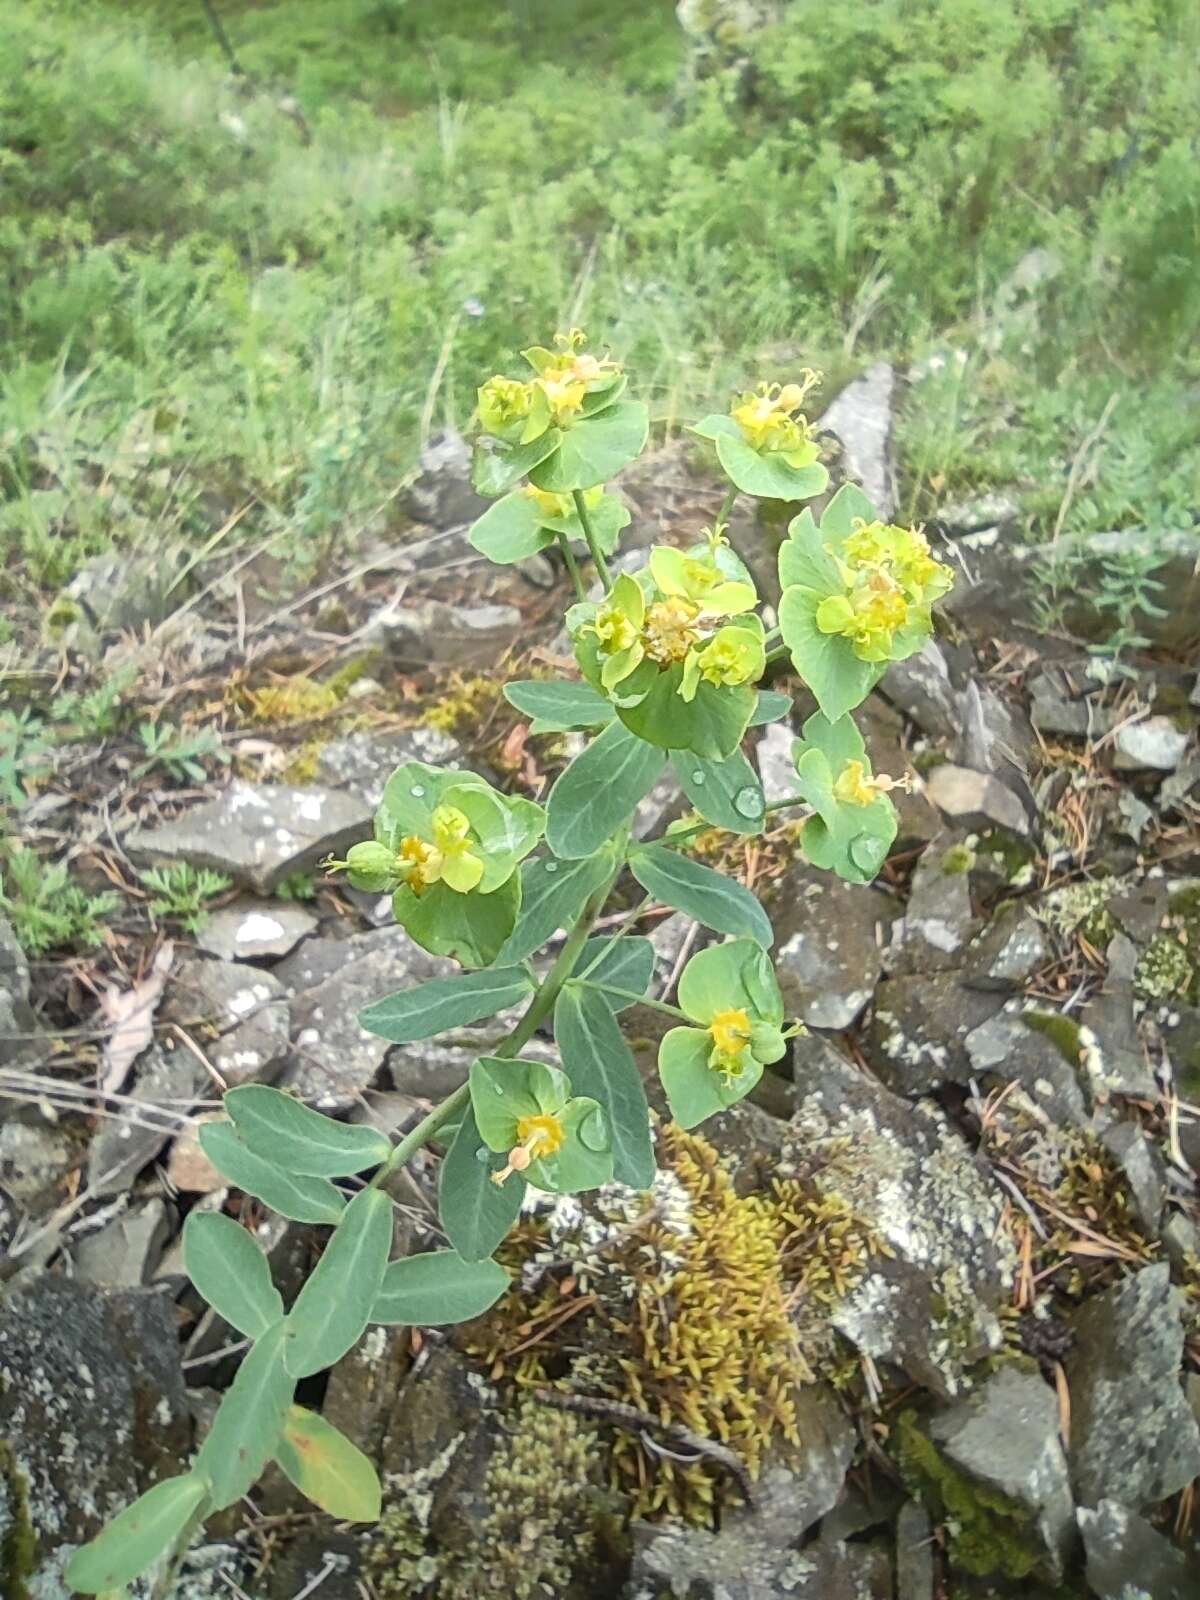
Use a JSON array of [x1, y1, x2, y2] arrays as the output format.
[[2, 373, 1199, 1599]]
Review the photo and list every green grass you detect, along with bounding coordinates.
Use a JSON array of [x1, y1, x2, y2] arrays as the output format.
[[1, 0, 1197, 611]]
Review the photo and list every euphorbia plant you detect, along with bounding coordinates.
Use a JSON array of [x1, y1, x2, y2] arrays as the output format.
[[69, 334, 952, 1595]]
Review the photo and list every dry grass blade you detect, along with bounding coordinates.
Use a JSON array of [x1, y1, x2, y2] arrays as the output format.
[[97, 940, 174, 1097]]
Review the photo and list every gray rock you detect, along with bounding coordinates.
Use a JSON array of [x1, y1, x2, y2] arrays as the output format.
[[748, 1385, 856, 1542], [315, 726, 464, 808], [961, 903, 1048, 991], [938, 491, 1021, 534], [60, 544, 191, 636], [1113, 716, 1191, 772], [628, 1523, 890, 1600], [964, 1006, 1090, 1127], [879, 639, 961, 742], [632, 769, 685, 840], [74, 1198, 173, 1288], [1080, 942, 1159, 1100], [403, 427, 489, 529], [1100, 1121, 1165, 1238], [1065, 1263, 1200, 1509], [0, 1120, 75, 1210], [929, 1366, 1076, 1577], [0, 1277, 191, 1578], [0, 912, 49, 1070], [127, 780, 371, 894], [755, 720, 796, 805], [786, 1044, 1014, 1396], [88, 1045, 205, 1197], [773, 871, 896, 1030], [371, 597, 524, 668], [891, 834, 979, 974], [922, 763, 1030, 835], [816, 362, 896, 519], [957, 680, 1036, 809], [1078, 1499, 1197, 1600], [1029, 670, 1114, 739], [894, 1501, 934, 1600], [867, 972, 1004, 1093], [163, 955, 289, 1088], [1161, 757, 1200, 816], [195, 900, 318, 961]]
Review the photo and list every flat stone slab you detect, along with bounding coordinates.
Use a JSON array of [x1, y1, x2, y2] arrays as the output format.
[[773, 869, 897, 1031], [127, 780, 371, 893], [195, 900, 318, 961], [316, 726, 463, 808]]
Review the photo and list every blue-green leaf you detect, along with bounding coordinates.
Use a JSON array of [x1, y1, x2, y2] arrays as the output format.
[[496, 851, 615, 964], [629, 843, 774, 948], [528, 401, 649, 493], [198, 1122, 347, 1225], [183, 1212, 283, 1338], [555, 981, 654, 1188], [65, 1474, 210, 1594], [358, 967, 534, 1044], [195, 1321, 296, 1509], [439, 1107, 526, 1261], [284, 1188, 393, 1378], [672, 747, 764, 833], [546, 720, 665, 859], [225, 1085, 391, 1178], [373, 1250, 510, 1326], [572, 935, 655, 1010], [748, 690, 793, 727], [504, 679, 614, 733]]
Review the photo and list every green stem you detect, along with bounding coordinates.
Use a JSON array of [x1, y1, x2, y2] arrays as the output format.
[[764, 642, 790, 667], [572, 488, 613, 591], [574, 893, 653, 981], [654, 794, 807, 850], [762, 625, 781, 647], [377, 864, 621, 1190], [555, 529, 587, 603], [586, 980, 687, 1020], [715, 482, 738, 530]]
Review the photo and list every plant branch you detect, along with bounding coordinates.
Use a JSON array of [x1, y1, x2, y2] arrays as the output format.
[[555, 529, 587, 603], [715, 482, 738, 530], [572, 489, 613, 590], [652, 794, 807, 850], [585, 980, 688, 1020], [574, 892, 653, 980]]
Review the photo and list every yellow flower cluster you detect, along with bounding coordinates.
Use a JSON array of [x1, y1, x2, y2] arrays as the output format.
[[730, 373, 819, 460], [816, 518, 953, 662], [478, 330, 621, 442]]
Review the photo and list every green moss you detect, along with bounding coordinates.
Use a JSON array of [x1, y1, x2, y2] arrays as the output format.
[[1135, 932, 1194, 1003], [940, 842, 977, 875], [0, 1438, 36, 1600], [893, 1410, 1042, 1580], [1039, 878, 1117, 945], [1023, 1010, 1085, 1065]]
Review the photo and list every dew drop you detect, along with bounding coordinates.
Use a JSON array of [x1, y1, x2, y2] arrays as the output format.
[[690, 770, 706, 785], [474, 1145, 491, 1165], [579, 1108, 610, 1152], [734, 787, 763, 819], [410, 784, 426, 797], [544, 861, 558, 874]]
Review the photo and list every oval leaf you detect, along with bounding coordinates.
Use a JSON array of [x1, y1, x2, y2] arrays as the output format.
[[183, 1212, 283, 1338], [472, 429, 561, 497], [555, 981, 655, 1188], [358, 966, 534, 1045], [672, 748, 765, 833], [285, 1187, 393, 1378], [469, 490, 553, 563], [629, 843, 774, 948], [528, 401, 649, 493], [392, 870, 520, 969], [715, 433, 829, 501], [439, 1106, 526, 1262], [195, 1321, 296, 1509], [275, 1406, 382, 1522], [373, 1249, 510, 1326], [226, 1085, 391, 1178], [198, 1122, 347, 1225], [572, 934, 655, 1010], [748, 690, 793, 727], [65, 1473, 209, 1595], [546, 720, 665, 860], [504, 679, 614, 732], [496, 851, 615, 965]]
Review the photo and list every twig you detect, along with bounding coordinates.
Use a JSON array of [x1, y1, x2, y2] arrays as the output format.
[[1051, 392, 1119, 546], [531, 1386, 755, 1504]]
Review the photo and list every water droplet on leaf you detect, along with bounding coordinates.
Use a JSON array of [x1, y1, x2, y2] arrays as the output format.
[[734, 787, 763, 819], [690, 770, 706, 785], [544, 861, 558, 874], [410, 784, 426, 797], [474, 1145, 491, 1164], [579, 1108, 610, 1151]]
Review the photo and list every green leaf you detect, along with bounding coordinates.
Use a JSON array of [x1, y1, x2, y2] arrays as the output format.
[[546, 720, 665, 860], [469, 491, 555, 562], [778, 506, 844, 594], [284, 1188, 393, 1378], [274, 1406, 382, 1522], [715, 433, 829, 501], [198, 1122, 347, 1225], [183, 1212, 284, 1338], [65, 1474, 209, 1594], [528, 401, 649, 493], [677, 937, 784, 1025], [658, 1026, 763, 1129], [689, 413, 740, 443], [777, 584, 882, 722], [572, 935, 655, 1009], [555, 982, 654, 1188], [617, 662, 756, 760], [629, 844, 774, 948], [472, 430, 561, 497], [392, 871, 521, 968], [195, 1321, 296, 1509], [672, 748, 764, 833], [496, 851, 615, 964], [468, 1056, 613, 1193], [818, 481, 877, 535], [504, 679, 614, 733], [225, 1085, 391, 1178], [440, 1107, 526, 1261], [373, 1250, 510, 1326], [358, 967, 534, 1044], [749, 690, 793, 727], [788, 712, 898, 884]]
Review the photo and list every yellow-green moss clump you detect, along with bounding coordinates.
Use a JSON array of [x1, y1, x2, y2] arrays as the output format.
[[466, 1124, 881, 1521], [420, 672, 503, 735], [366, 1402, 613, 1600]]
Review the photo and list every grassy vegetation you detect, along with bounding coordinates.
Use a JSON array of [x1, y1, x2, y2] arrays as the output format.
[[1, 0, 1197, 608]]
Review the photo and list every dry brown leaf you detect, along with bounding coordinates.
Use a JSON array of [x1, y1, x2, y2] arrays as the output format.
[[98, 941, 174, 1097]]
